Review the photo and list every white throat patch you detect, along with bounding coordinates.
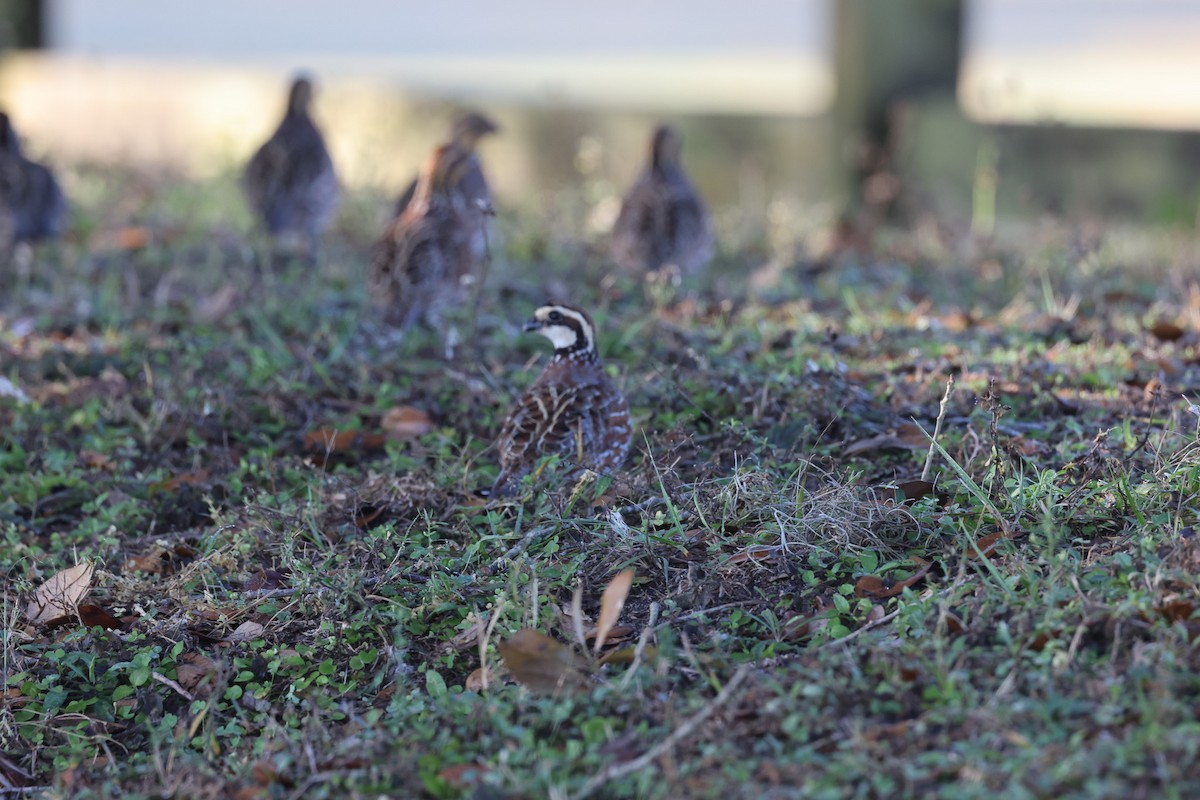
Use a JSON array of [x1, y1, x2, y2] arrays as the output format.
[[540, 324, 579, 350], [534, 306, 594, 353]]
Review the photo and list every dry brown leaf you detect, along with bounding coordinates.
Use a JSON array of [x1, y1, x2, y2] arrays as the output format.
[[559, 602, 593, 631], [90, 225, 151, 252], [854, 558, 932, 599], [843, 425, 926, 456], [1157, 599, 1197, 623], [437, 763, 491, 789], [26, 563, 94, 625], [781, 612, 823, 642], [937, 308, 976, 332], [78, 450, 116, 470], [78, 604, 123, 630], [496, 629, 590, 693], [227, 621, 266, 643], [1149, 320, 1185, 342], [193, 284, 241, 324], [967, 530, 1012, 559], [249, 758, 281, 788], [243, 569, 287, 593], [176, 652, 219, 695], [149, 469, 212, 495], [464, 667, 494, 692], [354, 505, 386, 528], [381, 406, 435, 440], [598, 645, 657, 666], [894, 479, 936, 503], [446, 618, 486, 652], [302, 428, 387, 453], [860, 720, 911, 743], [594, 568, 633, 654], [124, 542, 196, 577], [594, 625, 634, 642], [727, 546, 778, 565]]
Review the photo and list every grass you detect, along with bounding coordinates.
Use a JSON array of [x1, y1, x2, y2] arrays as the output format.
[[3, 164, 1200, 798]]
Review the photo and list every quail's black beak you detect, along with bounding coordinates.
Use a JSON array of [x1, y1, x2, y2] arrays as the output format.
[[523, 317, 543, 332]]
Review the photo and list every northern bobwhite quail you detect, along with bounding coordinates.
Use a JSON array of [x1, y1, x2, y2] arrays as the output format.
[[243, 76, 340, 248], [394, 111, 498, 263], [611, 125, 713, 275], [369, 143, 483, 330], [492, 303, 632, 495], [0, 112, 67, 247]]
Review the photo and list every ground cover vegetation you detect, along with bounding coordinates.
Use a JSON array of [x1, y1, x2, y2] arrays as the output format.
[[3, 166, 1200, 798]]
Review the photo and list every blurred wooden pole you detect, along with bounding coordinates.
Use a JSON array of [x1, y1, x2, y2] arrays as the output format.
[[833, 0, 963, 223], [0, 0, 44, 49]]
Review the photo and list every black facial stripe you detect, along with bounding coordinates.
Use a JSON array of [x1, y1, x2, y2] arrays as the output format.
[[560, 316, 585, 349], [547, 312, 596, 361]]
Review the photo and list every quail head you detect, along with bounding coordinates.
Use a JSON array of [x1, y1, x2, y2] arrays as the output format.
[[492, 303, 632, 495], [243, 75, 340, 249], [0, 111, 67, 248], [369, 142, 483, 331], [611, 125, 713, 276]]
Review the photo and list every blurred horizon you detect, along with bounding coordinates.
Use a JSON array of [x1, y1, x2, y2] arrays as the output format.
[[35, 0, 1200, 129], [45, 0, 828, 117]]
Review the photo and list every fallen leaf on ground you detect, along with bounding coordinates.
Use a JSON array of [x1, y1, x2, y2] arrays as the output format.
[[149, 469, 212, 495], [77, 604, 123, 630], [967, 530, 1013, 559], [1149, 320, 1185, 342], [91, 226, 151, 252], [727, 546, 778, 565], [226, 621, 266, 643], [124, 542, 197, 577], [438, 763, 491, 789], [893, 479, 937, 504], [464, 666, 494, 692], [78, 450, 116, 470], [243, 569, 287, 593], [176, 652, 219, 696], [781, 613, 820, 641], [496, 629, 590, 693], [855, 558, 932, 599], [303, 428, 387, 453], [381, 406, 435, 440], [594, 568, 633, 654], [193, 283, 240, 324], [26, 563, 94, 625], [446, 617, 487, 652], [598, 645, 657, 666], [844, 422, 927, 456], [1157, 599, 1197, 622]]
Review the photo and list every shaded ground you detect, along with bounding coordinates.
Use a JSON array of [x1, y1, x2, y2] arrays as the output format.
[[3, 167, 1200, 798]]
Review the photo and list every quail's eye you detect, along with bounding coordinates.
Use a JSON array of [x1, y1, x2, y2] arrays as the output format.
[[547, 310, 563, 323]]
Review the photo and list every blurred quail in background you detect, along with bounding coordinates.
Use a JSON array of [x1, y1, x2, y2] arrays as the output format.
[[369, 143, 485, 332], [0, 111, 67, 251], [243, 75, 340, 252], [611, 125, 713, 276]]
